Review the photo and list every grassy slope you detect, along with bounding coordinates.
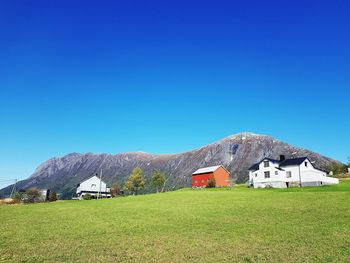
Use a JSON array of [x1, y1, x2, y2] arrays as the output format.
[[1, 181, 350, 263]]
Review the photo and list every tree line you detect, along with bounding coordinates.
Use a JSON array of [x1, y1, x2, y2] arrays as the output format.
[[12, 189, 57, 203], [110, 167, 167, 197]]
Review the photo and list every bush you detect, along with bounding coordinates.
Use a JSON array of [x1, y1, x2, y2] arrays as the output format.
[[207, 177, 216, 188], [110, 184, 122, 197], [83, 194, 92, 200], [13, 192, 23, 203], [25, 188, 41, 203], [49, 191, 57, 202]]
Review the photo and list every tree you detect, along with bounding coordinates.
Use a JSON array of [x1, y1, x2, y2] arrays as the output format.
[[151, 170, 166, 193], [207, 176, 216, 188], [124, 167, 145, 195], [326, 163, 348, 175], [12, 192, 23, 203], [49, 191, 57, 202], [25, 188, 41, 203], [110, 183, 122, 197]]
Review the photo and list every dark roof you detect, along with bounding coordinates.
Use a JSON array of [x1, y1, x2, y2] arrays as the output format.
[[248, 156, 329, 173], [279, 157, 308, 167], [248, 163, 259, 171], [314, 167, 329, 173], [264, 158, 279, 163], [248, 157, 279, 171]]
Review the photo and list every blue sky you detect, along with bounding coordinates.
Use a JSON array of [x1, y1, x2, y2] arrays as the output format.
[[0, 0, 349, 188]]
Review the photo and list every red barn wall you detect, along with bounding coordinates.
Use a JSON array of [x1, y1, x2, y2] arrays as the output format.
[[192, 173, 212, 187], [213, 167, 230, 187]]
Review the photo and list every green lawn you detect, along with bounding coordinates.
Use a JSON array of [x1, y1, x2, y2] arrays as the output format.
[[1, 180, 350, 263]]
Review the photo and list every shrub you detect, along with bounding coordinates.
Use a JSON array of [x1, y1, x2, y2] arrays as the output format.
[[25, 188, 41, 203], [110, 183, 122, 197], [83, 194, 92, 200], [49, 191, 57, 202], [12, 192, 23, 203], [207, 177, 216, 188]]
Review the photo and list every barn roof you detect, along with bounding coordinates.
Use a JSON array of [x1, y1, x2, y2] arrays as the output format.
[[192, 165, 222, 175]]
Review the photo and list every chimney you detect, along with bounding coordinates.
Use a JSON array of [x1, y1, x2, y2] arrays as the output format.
[[279, 155, 285, 162]]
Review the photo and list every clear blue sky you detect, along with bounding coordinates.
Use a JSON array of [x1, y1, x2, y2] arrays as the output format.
[[0, 0, 349, 188]]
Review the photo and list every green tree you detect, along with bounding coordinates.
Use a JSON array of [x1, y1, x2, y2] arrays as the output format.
[[12, 192, 23, 203], [326, 163, 348, 175], [49, 191, 57, 202], [124, 167, 145, 195], [25, 188, 41, 203], [207, 176, 216, 188], [151, 170, 166, 193]]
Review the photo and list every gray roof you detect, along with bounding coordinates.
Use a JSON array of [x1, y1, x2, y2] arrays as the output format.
[[192, 165, 222, 175]]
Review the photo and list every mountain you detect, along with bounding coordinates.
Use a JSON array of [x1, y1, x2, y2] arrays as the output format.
[[0, 133, 340, 199]]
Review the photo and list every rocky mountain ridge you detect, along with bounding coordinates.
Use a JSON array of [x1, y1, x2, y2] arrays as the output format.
[[0, 133, 339, 199]]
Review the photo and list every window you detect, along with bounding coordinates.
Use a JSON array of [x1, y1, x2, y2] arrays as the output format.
[[304, 162, 308, 167], [91, 184, 96, 187], [286, 171, 292, 178], [201, 180, 205, 183], [264, 161, 269, 167], [264, 172, 270, 178], [275, 171, 278, 175], [255, 173, 258, 177], [195, 180, 198, 183]]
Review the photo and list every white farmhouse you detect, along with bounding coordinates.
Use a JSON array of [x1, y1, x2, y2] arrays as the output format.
[[248, 156, 339, 188], [76, 175, 111, 199]]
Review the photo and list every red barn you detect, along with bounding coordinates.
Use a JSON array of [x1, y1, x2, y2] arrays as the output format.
[[192, 165, 230, 187]]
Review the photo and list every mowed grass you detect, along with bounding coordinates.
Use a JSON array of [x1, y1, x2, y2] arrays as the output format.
[[1, 181, 350, 263]]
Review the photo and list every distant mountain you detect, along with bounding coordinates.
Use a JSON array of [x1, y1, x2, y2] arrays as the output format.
[[0, 133, 340, 199]]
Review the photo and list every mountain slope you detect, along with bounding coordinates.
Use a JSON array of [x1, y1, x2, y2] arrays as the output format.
[[0, 133, 339, 199]]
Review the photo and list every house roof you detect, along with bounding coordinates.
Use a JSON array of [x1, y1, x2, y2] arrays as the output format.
[[248, 163, 259, 171], [192, 165, 222, 175], [279, 157, 308, 167], [248, 157, 279, 171], [77, 175, 106, 186], [264, 158, 280, 163], [248, 156, 329, 173]]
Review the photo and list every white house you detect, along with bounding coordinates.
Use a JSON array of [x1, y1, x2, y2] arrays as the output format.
[[76, 175, 111, 200], [248, 156, 339, 188]]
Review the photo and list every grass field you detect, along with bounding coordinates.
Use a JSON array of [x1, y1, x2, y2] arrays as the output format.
[[1, 180, 350, 262]]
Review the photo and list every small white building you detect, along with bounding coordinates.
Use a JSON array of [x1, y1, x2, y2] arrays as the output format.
[[38, 189, 50, 201], [76, 175, 111, 200], [248, 156, 339, 188]]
